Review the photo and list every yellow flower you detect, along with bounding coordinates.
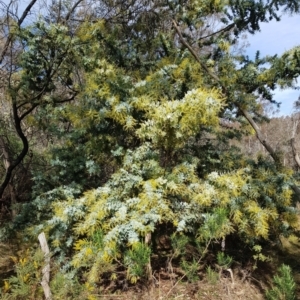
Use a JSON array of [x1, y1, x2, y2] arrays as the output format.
[[3, 280, 10, 292], [34, 261, 39, 269], [85, 247, 93, 256], [19, 257, 27, 266], [23, 273, 30, 283], [129, 275, 138, 284], [85, 282, 95, 292]]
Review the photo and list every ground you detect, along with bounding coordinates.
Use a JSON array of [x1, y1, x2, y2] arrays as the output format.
[[96, 276, 265, 300]]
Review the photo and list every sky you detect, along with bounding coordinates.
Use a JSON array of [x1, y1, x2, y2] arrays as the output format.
[[246, 13, 300, 116]]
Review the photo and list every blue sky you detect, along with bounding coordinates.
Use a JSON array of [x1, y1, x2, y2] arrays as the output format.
[[246, 13, 300, 116]]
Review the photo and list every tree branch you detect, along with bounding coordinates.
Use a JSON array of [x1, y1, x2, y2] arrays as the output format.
[[173, 19, 282, 165], [19, 92, 78, 120], [239, 107, 281, 165], [172, 20, 220, 83], [0, 0, 78, 202], [198, 23, 235, 41], [0, 0, 38, 64], [65, 0, 84, 22]]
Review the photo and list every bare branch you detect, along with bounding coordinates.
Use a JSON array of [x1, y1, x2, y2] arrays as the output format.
[[198, 23, 235, 41], [239, 107, 281, 164], [0, 0, 38, 64], [65, 0, 84, 21]]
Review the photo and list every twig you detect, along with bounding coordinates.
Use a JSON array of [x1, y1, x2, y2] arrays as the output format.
[[198, 23, 235, 41], [226, 268, 235, 288]]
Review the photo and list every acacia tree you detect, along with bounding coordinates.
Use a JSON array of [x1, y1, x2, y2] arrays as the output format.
[[12, 0, 298, 285], [1, 0, 300, 296]]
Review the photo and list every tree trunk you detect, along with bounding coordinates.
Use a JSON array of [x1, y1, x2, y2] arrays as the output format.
[[290, 118, 300, 169], [0, 103, 29, 200], [290, 138, 300, 169]]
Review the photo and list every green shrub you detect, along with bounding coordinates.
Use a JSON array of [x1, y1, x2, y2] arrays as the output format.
[[206, 266, 219, 285], [266, 264, 296, 300]]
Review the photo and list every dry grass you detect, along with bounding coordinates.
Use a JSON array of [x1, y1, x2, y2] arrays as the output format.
[[95, 273, 266, 300], [0, 243, 15, 274]]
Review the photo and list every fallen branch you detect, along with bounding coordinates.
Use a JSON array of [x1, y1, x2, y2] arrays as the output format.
[[226, 268, 235, 288], [38, 232, 52, 300]]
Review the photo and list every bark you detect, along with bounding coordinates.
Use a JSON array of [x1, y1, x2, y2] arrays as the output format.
[[0, 102, 28, 200], [0, 135, 17, 215], [0, 136, 11, 170]]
